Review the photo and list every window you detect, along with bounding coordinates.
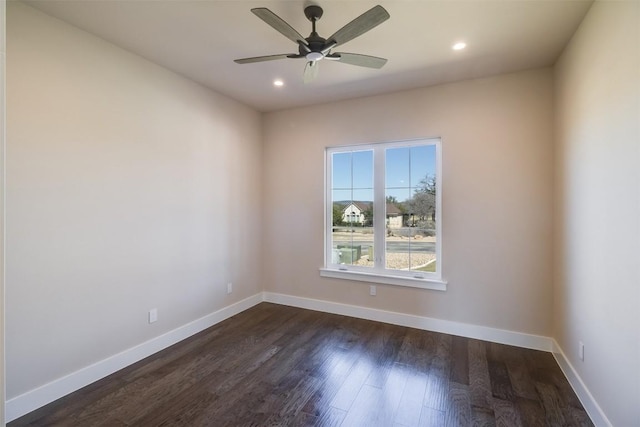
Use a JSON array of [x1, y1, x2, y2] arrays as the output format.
[[321, 138, 445, 290]]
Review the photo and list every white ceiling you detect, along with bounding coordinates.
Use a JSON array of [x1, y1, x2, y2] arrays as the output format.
[[24, 0, 593, 112]]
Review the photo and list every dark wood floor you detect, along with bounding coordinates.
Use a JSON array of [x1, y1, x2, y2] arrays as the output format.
[[10, 303, 593, 427]]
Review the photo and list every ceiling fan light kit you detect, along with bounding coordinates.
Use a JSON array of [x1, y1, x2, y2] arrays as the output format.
[[234, 4, 390, 83]]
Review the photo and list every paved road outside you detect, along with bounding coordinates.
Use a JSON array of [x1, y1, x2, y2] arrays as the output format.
[[333, 231, 436, 254]]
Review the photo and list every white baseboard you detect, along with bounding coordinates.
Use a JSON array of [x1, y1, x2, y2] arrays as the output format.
[[552, 340, 612, 427], [262, 292, 553, 352], [5, 293, 263, 423]]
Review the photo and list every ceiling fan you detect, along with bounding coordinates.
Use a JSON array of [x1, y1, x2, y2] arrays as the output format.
[[234, 4, 390, 83]]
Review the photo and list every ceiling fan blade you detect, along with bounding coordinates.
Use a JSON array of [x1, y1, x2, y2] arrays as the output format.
[[331, 53, 388, 69], [251, 8, 308, 46], [303, 61, 319, 84], [234, 54, 300, 64], [327, 5, 389, 47]]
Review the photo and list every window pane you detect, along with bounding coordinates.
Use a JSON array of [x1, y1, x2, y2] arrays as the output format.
[[385, 145, 437, 272], [332, 152, 352, 189], [352, 150, 373, 189], [409, 145, 435, 186], [385, 147, 410, 188], [330, 150, 373, 267], [385, 187, 409, 270]]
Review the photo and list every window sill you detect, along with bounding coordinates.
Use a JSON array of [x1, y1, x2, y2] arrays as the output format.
[[319, 268, 447, 291]]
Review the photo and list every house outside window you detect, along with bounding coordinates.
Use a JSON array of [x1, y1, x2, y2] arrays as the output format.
[[322, 138, 445, 290]]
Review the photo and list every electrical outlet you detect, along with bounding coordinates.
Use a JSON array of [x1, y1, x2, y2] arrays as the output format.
[[369, 285, 376, 296], [149, 308, 158, 324], [227, 282, 233, 295], [579, 341, 584, 361]]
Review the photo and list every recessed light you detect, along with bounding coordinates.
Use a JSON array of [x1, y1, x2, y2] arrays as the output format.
[[273, 79, 284, 87], [452, 42, 467, 51]]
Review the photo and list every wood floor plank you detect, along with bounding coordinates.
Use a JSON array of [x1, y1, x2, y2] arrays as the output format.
[[468, 338, 492, 410], [132, 389, 220, 426], [444, 381, 472, 427], [526, 348, 565, 385], [328, 356, 374, 411], [393, 369, 428, 427], [204, 379, 275, 426], [296, 406, 347, 427], [506, 355, 539, 400], [535, 381, 568, 426], [450, 336, 469, 385], [417, 406, 446, 427], [471, 405, 497, 427], [300, 346, 361, 418], [488, 360, 515, 401], [342, 384, 385, 427], [423, 333, 452, 411], [8, 303, 595, 427], [365, 325, 407, 388], [492, 397, 523, 427], [515, 396, 546, 427], [395, 327, 434, 370], [264, 374, 325, 425], [568, 405, 596, 427], [379, 363, 410, 425], [340, 376, 406, 427]]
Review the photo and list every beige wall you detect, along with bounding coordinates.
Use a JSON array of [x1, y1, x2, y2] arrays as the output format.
[[554, 1, 640, 425], [6, 2, 262, 398], [263, 69, 555, 336]]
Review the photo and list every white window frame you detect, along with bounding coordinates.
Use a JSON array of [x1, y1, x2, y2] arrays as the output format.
[[320, 138, 447, 291]]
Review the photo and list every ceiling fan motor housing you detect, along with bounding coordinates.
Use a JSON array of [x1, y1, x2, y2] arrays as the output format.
[[304, 5, 323, 22]]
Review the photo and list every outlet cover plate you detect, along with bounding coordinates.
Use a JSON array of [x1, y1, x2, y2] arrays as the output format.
[[149, 308, 158, 324]]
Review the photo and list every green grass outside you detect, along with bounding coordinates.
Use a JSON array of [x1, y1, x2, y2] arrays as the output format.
[[415, 261, 436, 272]]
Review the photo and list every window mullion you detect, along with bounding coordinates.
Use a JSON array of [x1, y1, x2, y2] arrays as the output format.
[[325, 152, 332, 266], [435, 139, 442, 274], [373, 146, 386, 272]]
